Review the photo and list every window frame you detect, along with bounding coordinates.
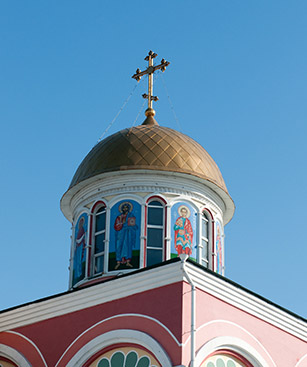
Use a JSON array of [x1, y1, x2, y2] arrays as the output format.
[[90, 201, 107, 277], [199, 208, 214, 270], [215, 219, 224, 275], [203, 349, 254, 367], [145, 196, 167, 267]]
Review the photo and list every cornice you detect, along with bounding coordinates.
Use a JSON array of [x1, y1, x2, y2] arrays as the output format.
[[184, 262, 307, 342], [0, 261, 305, 342], [70, 171, 225, 221], [0, 262, 183, 332]]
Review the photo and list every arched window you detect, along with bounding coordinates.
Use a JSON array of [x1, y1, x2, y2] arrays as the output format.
[[146, 199, 165, 267], [202, 351, 253, 367], [87, 346, 162, 367], [65, 329, 172, 367], [0, 356, 18, 367], [92, 203, 107, 275], [0, 344, 32, 367], [199, 210, 212, 269]]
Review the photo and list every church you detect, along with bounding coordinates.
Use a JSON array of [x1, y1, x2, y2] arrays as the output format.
[[0, 51, 306, 367]]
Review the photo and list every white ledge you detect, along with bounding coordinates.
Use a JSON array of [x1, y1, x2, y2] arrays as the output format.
[[0, 261, 306, 343]]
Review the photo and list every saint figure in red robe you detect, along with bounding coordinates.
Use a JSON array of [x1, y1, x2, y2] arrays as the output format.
[[174, 206, 193, 255]]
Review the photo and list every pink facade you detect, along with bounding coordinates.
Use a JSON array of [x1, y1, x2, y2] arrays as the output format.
[[0, 259, 306, 366]]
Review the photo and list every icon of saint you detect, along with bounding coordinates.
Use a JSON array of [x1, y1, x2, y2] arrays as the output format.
[[114, 202, 138, 269], [174, 205, 193, 256], [74, 216, 87, 282]]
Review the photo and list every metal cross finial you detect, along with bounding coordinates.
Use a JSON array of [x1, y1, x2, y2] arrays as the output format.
[[132, 50, 170, 110]]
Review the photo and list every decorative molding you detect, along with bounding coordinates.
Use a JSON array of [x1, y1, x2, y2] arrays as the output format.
[[194, 336, 272, 367], [0, 344, 34, 367], [62, 329, 173, 367], [184, 262, 307, 342], [67, 171, 226, 222], [77, 185, 221, 213], [0, 262, 183, 332], [0, 261, 306, 343], [295, 353, 307, 367]]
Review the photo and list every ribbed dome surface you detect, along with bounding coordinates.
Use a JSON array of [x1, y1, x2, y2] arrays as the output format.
[[69, 124, 228, 193]]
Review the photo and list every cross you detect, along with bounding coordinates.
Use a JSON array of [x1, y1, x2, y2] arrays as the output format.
[[132, 50, 170, 110]]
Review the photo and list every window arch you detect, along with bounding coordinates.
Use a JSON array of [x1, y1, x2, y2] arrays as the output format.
[[199, 209, 213, 269], [202, 350, 254, 367], [86, 345, 162, 367], [0, 344, 32, 367], [145, 197, 166, 267], [194, 336, 267, 367], [0, 356, 18, 367], [64, 330, 172, 367], [91, 201, 107, 276]]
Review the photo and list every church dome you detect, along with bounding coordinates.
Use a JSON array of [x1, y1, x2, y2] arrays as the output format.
[[61, 52, 235, 287], [69, 122, 228, 194]]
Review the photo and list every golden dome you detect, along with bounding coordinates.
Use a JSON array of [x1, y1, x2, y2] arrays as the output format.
[[69, 121, 228, 194]]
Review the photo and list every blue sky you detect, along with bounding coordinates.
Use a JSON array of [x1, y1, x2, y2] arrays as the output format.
[[1, 1, 306, 318]]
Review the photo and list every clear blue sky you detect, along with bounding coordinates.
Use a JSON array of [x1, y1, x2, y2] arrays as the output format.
[[1, 1, 306, 318]]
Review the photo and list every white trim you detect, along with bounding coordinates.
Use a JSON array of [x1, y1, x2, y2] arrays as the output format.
[[143, 193, 168, 205], [170, 197, 199, 212], [61, 170, 230, 224], [63, 329, 172, 367], [192, 320, 275, 366], [195, 336, 271, 367], [140, 203, 146, 268], [146, 196, 166, 264], [85, 211, 91, 280], [0, 344, 32, 367], [68, 224, 75, 289], [214, 219, 224, 276], [56, 313, 180, 367], [201, 209, 212, 270], [105, 206, 111, 273], [0, 262, 306, 343], [0, 262, 182, 332], [89, 199, 109, 213], [295, 353, 307, 367], [91, 203, 107, 277], [184, 262, 307, 342], [108, 193, 145, 209], [166, 203, 171, 260]]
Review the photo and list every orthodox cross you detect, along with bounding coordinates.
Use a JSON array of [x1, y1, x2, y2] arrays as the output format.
[[132, 50, 170, 109]]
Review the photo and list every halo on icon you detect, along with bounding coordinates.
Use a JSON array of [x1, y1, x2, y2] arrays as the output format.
[[178, 205, 190, 218], [118, 201, 133, 213]]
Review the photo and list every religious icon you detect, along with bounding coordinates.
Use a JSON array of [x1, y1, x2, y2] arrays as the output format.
[[173, 205, 194, 256], [73, 213, 88, 285], [114, 201, 138, 270]]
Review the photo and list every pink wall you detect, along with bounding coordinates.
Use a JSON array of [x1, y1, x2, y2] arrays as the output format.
[[181, 282, 307, 366], [3, 282, 183, 367], [1, 280, 305, 366]]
